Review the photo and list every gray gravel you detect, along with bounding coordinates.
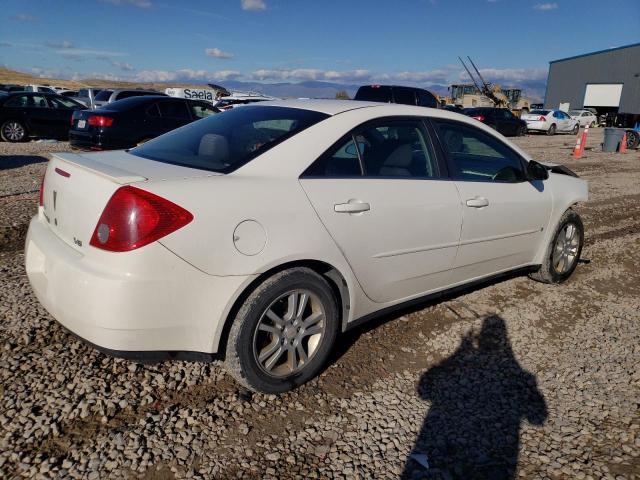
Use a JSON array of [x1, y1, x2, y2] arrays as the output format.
[[0, 132, 639, 479]]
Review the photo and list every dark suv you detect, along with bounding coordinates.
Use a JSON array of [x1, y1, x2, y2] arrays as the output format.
[[354, 85, 439, 109], [463, 107, 527, 137]]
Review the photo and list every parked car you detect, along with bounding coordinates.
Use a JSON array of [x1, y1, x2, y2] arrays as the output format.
[[26, 100, 588, 393], [463, 107, 527, 137], [0, 91, 86, 142], [92, 89, 165, 109], [22, 85, 57, 94], [69, 96, 218, 150], [354, 85, 439, 108], [75, 88, 104, 109], [522, 109, 579, 135], [569, 109, 598, 127]]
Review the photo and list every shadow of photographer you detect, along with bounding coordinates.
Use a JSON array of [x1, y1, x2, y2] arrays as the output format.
[[403, 315, 547, 480]]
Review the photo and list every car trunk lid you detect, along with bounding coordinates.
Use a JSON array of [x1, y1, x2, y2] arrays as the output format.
[[42, 151, 218, 253]]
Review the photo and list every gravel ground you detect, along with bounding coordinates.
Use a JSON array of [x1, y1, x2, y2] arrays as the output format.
[[0, 131, 639, 479]]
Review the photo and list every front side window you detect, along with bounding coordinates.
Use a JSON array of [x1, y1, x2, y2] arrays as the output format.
[[132, 106, 328, 173], [304, 119, 440, 179], [434, 120, 525, 183], [190, 102, 217, 119]]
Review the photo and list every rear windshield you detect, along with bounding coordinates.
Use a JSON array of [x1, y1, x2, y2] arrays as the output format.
[[354, 86, 392, 103], [95, 90, 113, 101], [131, 106, 329, 173], [529, 109, 550, 115]]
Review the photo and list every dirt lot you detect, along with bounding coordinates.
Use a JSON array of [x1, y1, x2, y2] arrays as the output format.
[[1, 130, 639, 479]]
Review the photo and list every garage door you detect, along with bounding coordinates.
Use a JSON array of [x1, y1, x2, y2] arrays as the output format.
[[583, 84, 623, 107]]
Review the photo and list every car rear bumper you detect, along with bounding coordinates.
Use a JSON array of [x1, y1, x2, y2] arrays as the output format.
[[69, 130, 133, 151], [525, 121, 547, 131], [25, 215, 253, 354]]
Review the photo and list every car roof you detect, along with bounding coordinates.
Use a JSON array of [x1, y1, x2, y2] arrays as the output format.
[[107, 88, 162, 94]]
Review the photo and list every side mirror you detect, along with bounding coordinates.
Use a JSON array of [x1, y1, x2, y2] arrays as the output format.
[[527, 160, 549, 181]]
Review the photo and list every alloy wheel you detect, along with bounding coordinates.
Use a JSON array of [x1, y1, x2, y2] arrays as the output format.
[[253, 289, 326, 377], [552, 223, 580, 274], [3, 122, 25, 141]]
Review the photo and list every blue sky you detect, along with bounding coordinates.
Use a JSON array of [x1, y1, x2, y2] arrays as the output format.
[[1, 0, 639, 98]]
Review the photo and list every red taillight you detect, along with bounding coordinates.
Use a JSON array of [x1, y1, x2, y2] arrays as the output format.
[[472, 115, 485, 122], [539, 116, 546, 122], [87, 115, 114, 127], [90, 186, 193, 252], [38, 173, 45, 207]]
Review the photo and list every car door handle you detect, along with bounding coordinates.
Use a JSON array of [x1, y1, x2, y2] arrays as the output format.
[[334, 200, 370, 213], [466, 197, 489, 208]]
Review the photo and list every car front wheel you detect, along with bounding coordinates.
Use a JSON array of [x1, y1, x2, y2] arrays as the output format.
[[225, 267, 339, 393], [530, 209, 584, 284], [1, 120, 27, 142]]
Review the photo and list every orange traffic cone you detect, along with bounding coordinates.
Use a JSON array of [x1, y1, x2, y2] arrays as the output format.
[[572, 130, 583, 158], [619, 132, 627, 153]]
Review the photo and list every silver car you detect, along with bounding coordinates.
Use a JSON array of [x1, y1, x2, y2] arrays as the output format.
[[92, 89, 165, 109]]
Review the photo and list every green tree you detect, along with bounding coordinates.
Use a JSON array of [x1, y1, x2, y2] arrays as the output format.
[[335, 90, 350, 100]]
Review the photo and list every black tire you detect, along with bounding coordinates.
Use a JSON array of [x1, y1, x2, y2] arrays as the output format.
[[571, 124, 579, 135], [225, 267, 339, 393], [530, 209, 584, 284], [546, 124, 556, 136], [517, 125, 526, 137], [1, 120, 28, 142], [626, 130, 640, 149]]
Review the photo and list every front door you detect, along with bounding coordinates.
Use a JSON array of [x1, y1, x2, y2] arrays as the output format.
[[432, 119, 552, 283], [300, 118, 462, 303]]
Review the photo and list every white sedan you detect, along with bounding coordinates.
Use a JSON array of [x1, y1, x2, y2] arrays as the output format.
[[522, 109, 580, 135], [569, 109, 598, 128], [25, 100, 588, 393]]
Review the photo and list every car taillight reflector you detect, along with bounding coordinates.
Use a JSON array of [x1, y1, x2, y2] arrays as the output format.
[[472, 115, 485, 122], [90, 186, 193, 252], [539, 116, 546, 122], [87, 115, 114, 127], [39, 173, 45, 207]]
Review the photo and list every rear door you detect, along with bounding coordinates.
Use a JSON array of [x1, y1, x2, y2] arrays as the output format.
[[432, 119, 551, 282], [47, 96, 83, 137], [300, 117, 462, 303]]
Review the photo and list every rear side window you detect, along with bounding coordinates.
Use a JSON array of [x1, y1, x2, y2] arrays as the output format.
[[304, 119, 440, 179], [95, 90, 113, 101], [158, 100, 190, 119], [433, 120, 525, 183], [131, 106, 328, 173]]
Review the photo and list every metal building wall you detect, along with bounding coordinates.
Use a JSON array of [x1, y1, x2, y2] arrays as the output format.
[[544, 44, 640, 113]]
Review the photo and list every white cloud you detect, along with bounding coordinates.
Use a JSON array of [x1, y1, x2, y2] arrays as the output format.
[[533, 2, 558, 10], [241, 0, 266, 11], [205, 48, 234, 59], [99, 0, 152, 7], [465, 67, 548, 83], [45, 40, 74, 49], [251, 68, 371, 82], [111, 61, 135, 71], [133, 69, 241, 82], [12, 13, 36, 22]]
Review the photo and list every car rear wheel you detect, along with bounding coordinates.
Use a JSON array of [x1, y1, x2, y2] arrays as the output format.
[[225, 267, 339, 393], [530, 209, 584, 284], [1, 120, 27, 142], [571, 124, 579, 135], [517, 125, 526, 136], [546, 124, 556, 136]]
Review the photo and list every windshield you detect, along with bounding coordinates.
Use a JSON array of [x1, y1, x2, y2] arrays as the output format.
[[131, 106, 329, 173], [568, 110, 582, 116], [529, 110, 550, 115], [94, 90, 113, 101]]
